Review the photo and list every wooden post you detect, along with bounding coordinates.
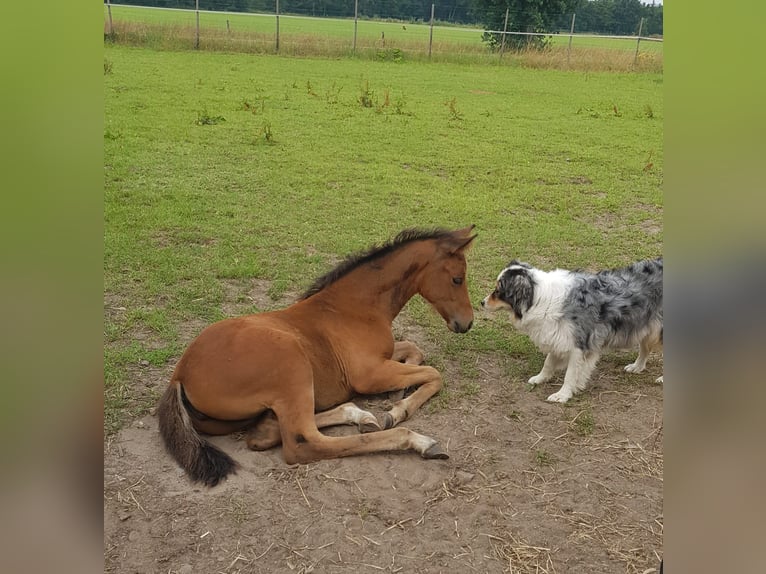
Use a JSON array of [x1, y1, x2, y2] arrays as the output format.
[[634, 17, 644, 66], [566, 13, 576, 67], [499, 7, 509, 59], [275, 0, 280, 53], [227, 19, 230, 34], [106, 0, 114, 37], [195, 0, 200, 49], [353, 0, 358, 55], [428, 4, 435, 59]]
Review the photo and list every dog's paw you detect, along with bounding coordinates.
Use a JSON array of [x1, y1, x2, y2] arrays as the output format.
[[528, 375, 546, 386], [624, 362, 645, 374], [546, 391, 572, 403], [655, 375, 664, 383]]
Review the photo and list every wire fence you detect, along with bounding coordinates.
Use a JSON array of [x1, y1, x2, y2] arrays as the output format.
[[104, 1, 663, 70]]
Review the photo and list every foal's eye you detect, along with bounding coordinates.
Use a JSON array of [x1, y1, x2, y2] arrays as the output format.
[[452, 277, 463, 285]]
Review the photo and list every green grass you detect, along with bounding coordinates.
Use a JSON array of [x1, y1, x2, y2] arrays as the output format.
[[570, 410, 596, 436], [534, 449, 555, 467], [104, 45, 662, 433]]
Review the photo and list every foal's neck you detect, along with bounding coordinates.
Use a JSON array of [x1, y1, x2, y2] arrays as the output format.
[[324, 243, 431, 321]]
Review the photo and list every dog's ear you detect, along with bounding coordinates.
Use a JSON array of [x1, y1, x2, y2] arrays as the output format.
[[507, 259, 532, 269], [499, 268, 535, 319]]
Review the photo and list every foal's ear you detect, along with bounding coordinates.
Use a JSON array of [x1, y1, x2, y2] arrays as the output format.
[[445, 225, 477, 254]]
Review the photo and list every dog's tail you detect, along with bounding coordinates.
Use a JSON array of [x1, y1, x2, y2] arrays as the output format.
[[157, 381, 238, 487]]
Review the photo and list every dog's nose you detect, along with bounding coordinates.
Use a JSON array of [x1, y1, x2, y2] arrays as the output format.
[[480, 298, 486, 308]]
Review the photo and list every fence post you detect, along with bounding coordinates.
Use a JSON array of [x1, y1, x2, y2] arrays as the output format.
[[428, 4, 435, 59], [633, 17, 644, 66], [194, 0, 200, 49], [275, 0, 280, 53], [566, 13, 576, 66], [499, 8, 509, 60], [353, 0, 358, 55], [106, 0, 114, 37]]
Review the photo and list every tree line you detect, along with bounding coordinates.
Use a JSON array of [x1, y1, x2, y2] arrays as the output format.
[[111, 0, 662, 42], [556, 0, 662, 36]]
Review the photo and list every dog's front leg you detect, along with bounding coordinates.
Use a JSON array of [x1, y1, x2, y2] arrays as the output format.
[[547, 349, 599, 403], [529, 352, 567, 385], [625, 337, 652, 374]]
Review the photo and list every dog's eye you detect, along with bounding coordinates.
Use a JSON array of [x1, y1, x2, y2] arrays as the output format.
[[452, 277, 463, 285]]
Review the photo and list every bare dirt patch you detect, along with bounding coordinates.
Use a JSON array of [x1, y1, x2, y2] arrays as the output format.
[[105, 297, 663, 574], [220, 278, 303, 318], [583, 202, 663, 241]]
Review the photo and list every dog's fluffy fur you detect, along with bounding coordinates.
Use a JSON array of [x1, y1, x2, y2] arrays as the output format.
[[482, 258, 663, 402]]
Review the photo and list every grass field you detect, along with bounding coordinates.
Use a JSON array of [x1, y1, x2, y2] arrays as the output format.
[[104, 5, 662, 69], [104, 44, 662, 434]]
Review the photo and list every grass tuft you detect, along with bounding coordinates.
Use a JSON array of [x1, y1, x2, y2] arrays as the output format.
[[570, 410, 596, 436], [196, 109, 226, 125], [358, 80, 374, 108], [534, 449, 555, 467]]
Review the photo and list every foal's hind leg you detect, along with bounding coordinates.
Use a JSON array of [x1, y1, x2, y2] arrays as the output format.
[[315, 402, 381, 433], [246, 403, 381, 450], [245, 411, 282, 451], [389, 341, 427, 401], [273, 390, 449, 464]]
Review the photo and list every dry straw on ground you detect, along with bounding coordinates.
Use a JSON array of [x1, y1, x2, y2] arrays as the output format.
[[105, 20, 663, 73]]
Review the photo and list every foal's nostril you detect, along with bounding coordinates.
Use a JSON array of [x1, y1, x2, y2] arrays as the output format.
[[465, 320, 473, 332]]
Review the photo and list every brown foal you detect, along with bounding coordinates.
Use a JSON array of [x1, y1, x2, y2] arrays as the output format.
[[157, 226, 476, 486]]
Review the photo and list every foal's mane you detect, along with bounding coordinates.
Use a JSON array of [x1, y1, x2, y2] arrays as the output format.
[[300, 228, 453, 300]]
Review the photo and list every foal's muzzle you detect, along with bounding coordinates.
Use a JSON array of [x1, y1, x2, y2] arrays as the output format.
[[451, 319, 473, 333]]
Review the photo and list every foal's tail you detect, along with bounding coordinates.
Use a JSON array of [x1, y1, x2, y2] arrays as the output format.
[[156, 381, 238, 487]]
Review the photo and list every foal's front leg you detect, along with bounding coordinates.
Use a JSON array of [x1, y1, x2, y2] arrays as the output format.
[[388, 340, 426, 401], [356, 360, 443, 429], [392, 340, 426, 365]]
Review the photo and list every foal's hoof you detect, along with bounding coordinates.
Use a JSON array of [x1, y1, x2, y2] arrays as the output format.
[[382, 412, 395, 430], [359, 419, 382, 433], [422, 443, 449, 460]]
